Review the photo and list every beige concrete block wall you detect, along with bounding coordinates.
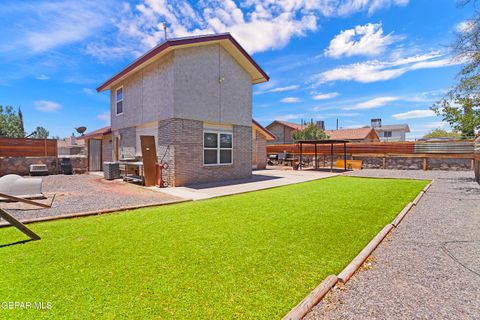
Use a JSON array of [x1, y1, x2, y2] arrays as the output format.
[[102, 135, 113, 163], [111, 52, 174, 130], [267, 123, 295, 144], [173, 44, 252, 126], [254, 131, 268, 169]]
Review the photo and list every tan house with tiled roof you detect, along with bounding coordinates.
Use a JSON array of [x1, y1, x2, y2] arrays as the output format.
[[266, 120, 379, 144], [325, 128, 379, 142]]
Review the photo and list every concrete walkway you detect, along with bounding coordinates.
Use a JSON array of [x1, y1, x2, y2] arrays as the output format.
[[306, 170, 480, 320], [156, 169, 338, 200]]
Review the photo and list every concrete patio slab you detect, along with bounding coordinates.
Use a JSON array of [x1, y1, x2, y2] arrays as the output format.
[[155, 169, 339, 200]]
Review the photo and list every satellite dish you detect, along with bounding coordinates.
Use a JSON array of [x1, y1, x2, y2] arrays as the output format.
[[75, 126, 87, 136]]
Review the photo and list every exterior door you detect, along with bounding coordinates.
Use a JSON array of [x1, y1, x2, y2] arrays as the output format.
[[88, 139, 102, 171], [140, 135, 157, 187]]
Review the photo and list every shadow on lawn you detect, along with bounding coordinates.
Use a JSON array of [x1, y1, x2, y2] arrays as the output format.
[[0, 239, 34, 248]]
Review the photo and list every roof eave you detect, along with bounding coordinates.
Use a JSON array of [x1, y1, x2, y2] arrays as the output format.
[[96, 33, 269, 92]]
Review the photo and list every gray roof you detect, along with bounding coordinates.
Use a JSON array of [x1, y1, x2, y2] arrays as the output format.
[[374, 124, 410, 132]]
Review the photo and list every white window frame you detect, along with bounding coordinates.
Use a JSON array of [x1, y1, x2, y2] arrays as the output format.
[[203, 130, 233, 166], [383, 131, 392, 138], [115, 86, 123, 116]]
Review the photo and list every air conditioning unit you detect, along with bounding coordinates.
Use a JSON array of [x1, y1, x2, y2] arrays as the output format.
[[103, 162, 120, 180]]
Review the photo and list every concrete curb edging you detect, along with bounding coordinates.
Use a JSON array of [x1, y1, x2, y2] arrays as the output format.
[[337, 224, 394, 283], [412, 191, 425, 206], [391, 202, 414, 227], [0, 199, 192, 228], [282, 275, 338, 320], [422, 181, 432, 193]]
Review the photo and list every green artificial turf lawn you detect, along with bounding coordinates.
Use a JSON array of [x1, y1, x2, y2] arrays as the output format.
[[0, 176, 428, 319]]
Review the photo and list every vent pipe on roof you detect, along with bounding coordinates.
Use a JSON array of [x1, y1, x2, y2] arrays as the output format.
[[163, 23, 168, 40]]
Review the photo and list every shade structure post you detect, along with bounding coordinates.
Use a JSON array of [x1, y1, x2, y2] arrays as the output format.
[[330, 143, 333, 172], [344, 142, 347, 171], [314, 143, 318, 169], [299, 142, 303, 170]]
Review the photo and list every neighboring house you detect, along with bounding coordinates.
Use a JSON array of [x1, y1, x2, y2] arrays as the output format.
[[370, 118, 410, 142], [96, 33, 268, 186], [57, 135, 85, 156], [266, 120, 302, 144], [252, 120, 275, 169], [81, 127, 113, 171], [266, 120, 379, 144], [325, 127, 379, 142]]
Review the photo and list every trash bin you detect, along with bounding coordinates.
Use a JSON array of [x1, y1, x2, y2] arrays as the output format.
[[60, 158, 73, 175]]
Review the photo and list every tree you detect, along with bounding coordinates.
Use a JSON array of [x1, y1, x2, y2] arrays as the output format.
[[432, 1, 480, 138], [423, 128, 461, 139], [0, 105, 24, 138], [292, 123, 329, 141], [18, 107, 25, 137], [31, 126, 50, 139]]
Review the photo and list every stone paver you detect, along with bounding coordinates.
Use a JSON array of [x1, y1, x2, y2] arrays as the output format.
[[157, 169, 338, 200], [306, 169, 480, 320]]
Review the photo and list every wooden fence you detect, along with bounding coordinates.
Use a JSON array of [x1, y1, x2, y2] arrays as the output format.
[[267, 141, 474, 157], [0, 138, 57, 157]]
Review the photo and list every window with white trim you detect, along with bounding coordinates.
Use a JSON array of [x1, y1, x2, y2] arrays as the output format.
[[383, 131, 392, 138], [203, 131, 233, 165], [115, 87, 123, 115]]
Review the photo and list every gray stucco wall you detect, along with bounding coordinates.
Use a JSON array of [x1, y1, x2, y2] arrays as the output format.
[[111, 52, 175, 130], [111, 44, 252, 130], [173, 44, 252, 126]]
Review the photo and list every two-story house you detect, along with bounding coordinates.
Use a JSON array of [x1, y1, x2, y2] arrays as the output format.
[[96, 33, 269, 186]]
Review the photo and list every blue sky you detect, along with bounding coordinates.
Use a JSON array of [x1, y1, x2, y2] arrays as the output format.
[[0, 0, 472, 139]]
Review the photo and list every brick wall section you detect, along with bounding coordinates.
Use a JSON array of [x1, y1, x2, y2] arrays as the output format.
[[171, 119, 252, 186], [254, 131, 267, 169], [114, 119, 253, 186]]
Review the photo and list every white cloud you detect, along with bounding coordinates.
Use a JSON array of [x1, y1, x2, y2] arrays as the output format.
[[276, 113, 307, 121], [392, 109, 436, 120], [35, 100, 62, 112], [325, 23, 397, 58], [281, 97, 302, 103], [344, 96, 398, 110], [36, 74, 49, 80], [83, 88, 96, 95], [87, 0, 409, 60], [312, 52, 462, 84], [256, 85, 300, 95], [16, 1, 110, 53], [97, 111, 110, 124], [313, 92, 340, 100]]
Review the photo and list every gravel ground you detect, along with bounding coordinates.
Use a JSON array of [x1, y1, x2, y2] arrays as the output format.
[[0, 174, 183, 225], [306, 169, 480, 320]]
